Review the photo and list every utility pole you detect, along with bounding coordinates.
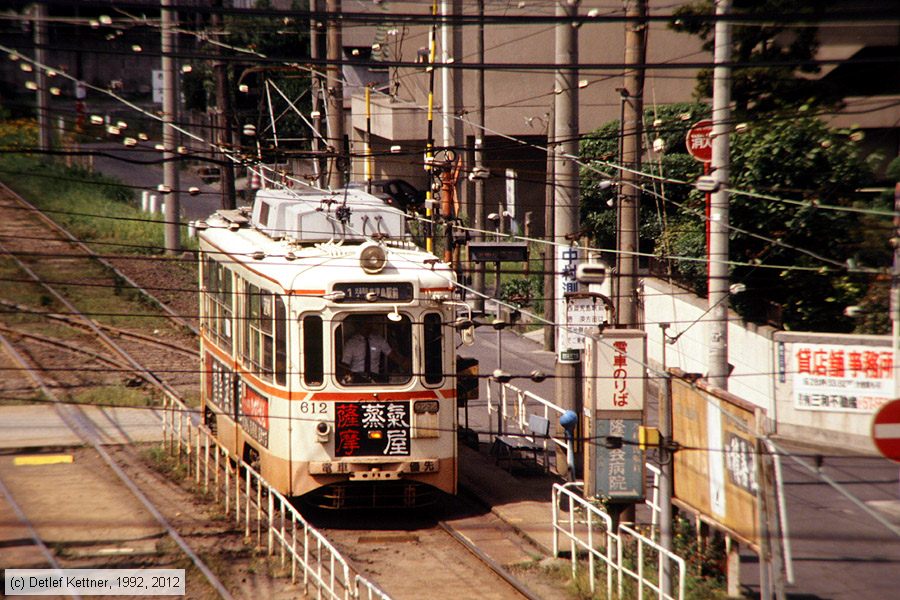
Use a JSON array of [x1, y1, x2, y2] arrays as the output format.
[[211, 0, 235, 209], [554, 0, 580, 475], [708, 0, 732, 391], [544, 101, 555, 351], [710, 0, 738, 594], [617, 0, 647, 328], [472, 0, 486, 314], [34, 2, 50, 154], [440, 0, 453, 152], [310, 0, 325, 187], [326, 0, 344, 190], [161, 0, 181, 254]]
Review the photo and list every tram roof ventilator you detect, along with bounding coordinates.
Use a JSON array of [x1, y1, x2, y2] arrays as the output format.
[[249, 188, 409, 244]]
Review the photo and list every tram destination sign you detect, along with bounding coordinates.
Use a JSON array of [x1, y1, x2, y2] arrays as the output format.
[[333, 282, 413, 303], [467, 242, 529, 263]]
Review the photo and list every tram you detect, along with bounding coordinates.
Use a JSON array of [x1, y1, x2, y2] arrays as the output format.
[[197, 187, 477, 508]]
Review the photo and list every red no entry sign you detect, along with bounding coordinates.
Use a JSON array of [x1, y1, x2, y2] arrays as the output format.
[[872, 399, 900, 463], [686, 119, 713, 163]]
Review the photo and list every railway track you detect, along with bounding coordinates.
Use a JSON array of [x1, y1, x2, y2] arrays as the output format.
[[0, 179, 569, 599]]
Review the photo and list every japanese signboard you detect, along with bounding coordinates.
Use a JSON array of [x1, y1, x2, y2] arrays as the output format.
[[672, 373, 761, 547], [334, 401, 411, 457], [584, 330, 646, 411], [240, 383, 269, 448], [592, 418, 644, 501], [791, 343, 893, 413], [558, 296, 607, 358], [686, 119, 713, 163], [556, 245, 582, 363], [333, 282, 414, 303], [205, 353, 235, 417]]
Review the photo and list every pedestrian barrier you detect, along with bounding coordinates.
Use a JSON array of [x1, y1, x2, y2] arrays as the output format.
[[486, 379, 569, 475], [159, 396, 392, 600], [552, 483, 685, 600]]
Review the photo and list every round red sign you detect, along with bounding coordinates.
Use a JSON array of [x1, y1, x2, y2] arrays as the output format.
[[686, 119, 713, 163], [872, 399, 900, 463]]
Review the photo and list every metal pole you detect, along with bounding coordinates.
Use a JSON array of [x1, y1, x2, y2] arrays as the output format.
[[472, 0, 486, 315], [310, 0, 324, 187], [34, 3, 51, 154], [659, 374, 674, 597], [708, 0, 732, 390], [554, 0, 581, 476], [162, 0, 181, 254], [212, 0, 235, 209], [326, 0, 344, 190], [617, 0, 647, 328]]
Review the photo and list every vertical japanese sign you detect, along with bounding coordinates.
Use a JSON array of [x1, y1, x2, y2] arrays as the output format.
[[334, 402, 411, 457], [593, 418, 644, 501], [505, 168, 518, 234], [791, 342, 893, 413], [590, 330, 646, 411], [584, 330, 646, 500], [556, 245, 582, 363]]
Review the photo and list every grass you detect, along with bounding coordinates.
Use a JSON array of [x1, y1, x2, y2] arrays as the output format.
[[72, 385, 158, 408]]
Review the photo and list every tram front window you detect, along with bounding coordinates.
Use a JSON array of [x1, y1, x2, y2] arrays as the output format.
[[336, 314, 412, 385]]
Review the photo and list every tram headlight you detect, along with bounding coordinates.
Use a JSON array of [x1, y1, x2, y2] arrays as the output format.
[[359, 243, 387, 274], [315, 421, 331, 443]]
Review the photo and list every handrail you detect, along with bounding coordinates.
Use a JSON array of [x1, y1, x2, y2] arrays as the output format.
[[161, 396, 389, 599]]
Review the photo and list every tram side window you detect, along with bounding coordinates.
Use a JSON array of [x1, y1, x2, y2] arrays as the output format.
[[423, 313, 443, 384], [302, 315, 323, 386], [204, 257, 232, 347], [242, 282, 287, 385]]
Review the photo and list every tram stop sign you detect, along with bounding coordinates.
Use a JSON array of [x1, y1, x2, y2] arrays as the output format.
[[872, 399, 900, 463], [686, 119, 713, 163]]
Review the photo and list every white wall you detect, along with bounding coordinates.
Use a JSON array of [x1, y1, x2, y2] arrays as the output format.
[[643, 278, 885, 453]]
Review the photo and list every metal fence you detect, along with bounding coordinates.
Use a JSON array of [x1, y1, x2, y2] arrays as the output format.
[[552, 483, 686, 600], [485, 379, 570, 473], [160, 397, 392, 600]]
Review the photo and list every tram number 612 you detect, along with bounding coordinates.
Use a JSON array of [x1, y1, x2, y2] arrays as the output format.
[[299, 401, 328, 415]]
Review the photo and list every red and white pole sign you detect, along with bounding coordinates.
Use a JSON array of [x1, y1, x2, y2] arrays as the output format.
[[686, 119, 713, 163], [872, 399, 900, 463]]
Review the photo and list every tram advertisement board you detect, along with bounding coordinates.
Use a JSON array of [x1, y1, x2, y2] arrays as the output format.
[[335, 401, 411, 457], [205, 353, 235, 417], [240, 383, 269, 448]]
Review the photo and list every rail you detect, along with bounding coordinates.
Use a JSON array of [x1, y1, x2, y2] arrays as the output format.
[[160, 397, 392, 600], [551, 483, 685, 600], [485, 379, 569, 474]]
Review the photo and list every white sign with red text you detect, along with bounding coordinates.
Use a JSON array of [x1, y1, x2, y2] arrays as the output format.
[[792, 342, 893, 413], [587, 329, 646, 411]]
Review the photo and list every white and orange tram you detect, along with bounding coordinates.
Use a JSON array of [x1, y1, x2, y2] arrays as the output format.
[[197, 187, 476, 508]]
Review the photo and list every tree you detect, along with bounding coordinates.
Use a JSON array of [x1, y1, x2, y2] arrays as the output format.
[[671, 0, 842, 117], [580, 107, 884, 332]]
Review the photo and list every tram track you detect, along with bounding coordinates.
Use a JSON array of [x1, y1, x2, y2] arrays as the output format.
[[0, 178, 572, 599]]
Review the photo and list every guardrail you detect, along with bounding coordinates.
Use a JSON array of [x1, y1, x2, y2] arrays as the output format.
[[551, 483, 685, 600], [160, 397, 392, 600], [485, 379, 569, 474]]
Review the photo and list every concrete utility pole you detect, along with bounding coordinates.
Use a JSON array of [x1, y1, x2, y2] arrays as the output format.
[[211, 0, 235, 210], [310, 0, 325, 187], [34, 2, 50, 154], [554, 0, 580, 473], [161, 0, 181, 254], [544, 101, 555, 351], [326, 0, 344, 190], [472, 0, 486, 314], [617, 0, 647, 327], [708, 0, 732, 391], [440, 0, 453, 151]]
